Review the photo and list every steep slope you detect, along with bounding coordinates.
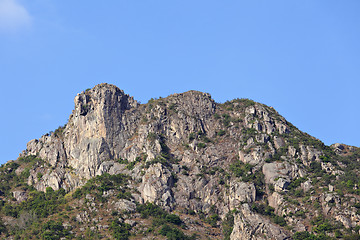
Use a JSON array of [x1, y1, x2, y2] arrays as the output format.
[[1, 83, 360, 239]]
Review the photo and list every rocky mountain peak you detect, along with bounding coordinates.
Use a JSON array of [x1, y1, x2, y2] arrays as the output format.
[[2, 84, 360, 239], [72, 83, 138, 117]]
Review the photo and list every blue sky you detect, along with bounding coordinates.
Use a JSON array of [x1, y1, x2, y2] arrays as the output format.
[[0, 0, 359, 164]]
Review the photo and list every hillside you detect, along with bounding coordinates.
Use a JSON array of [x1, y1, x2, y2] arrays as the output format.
[[1, 83, 360, 239]]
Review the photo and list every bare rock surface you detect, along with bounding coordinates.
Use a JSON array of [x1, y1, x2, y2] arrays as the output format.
[[7, 83, 360, 239], [230, 204, 289, 240]]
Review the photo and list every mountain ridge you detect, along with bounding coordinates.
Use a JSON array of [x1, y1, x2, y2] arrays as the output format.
[[1, 83, 360, 239]]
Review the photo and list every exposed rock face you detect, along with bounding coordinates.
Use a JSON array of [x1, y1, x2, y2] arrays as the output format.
[[268, 192, 284, 213], [12, 190, 27, 202], [230, 204, 289, 240], [139, 163, 175, 207], [262, 162, 303, 192], [113, 199, 136, 213], [23, 84, 221, 194], [13, 83, 360, 239], [25, 84, 139, 190], [228, 181, 256, 209], [65, 85, 138, 177]]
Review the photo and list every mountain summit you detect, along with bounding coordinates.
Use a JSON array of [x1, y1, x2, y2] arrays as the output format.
[[1, 83, 360, 239]]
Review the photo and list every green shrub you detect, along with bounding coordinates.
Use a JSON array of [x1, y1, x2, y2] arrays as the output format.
[[273, 215, 286, 226], [313, 222, 333, 233], [294, 210, 306, 218], [2, 188, 68, 219], [237, 98, 256, 107], [206, 214, 220, 227], [53, 125, 66, 137], [294, 189, 304, 197], [189, 133, 195, 141], [241, 128, 257, 137], [251, 203, 286, 226], [116, 158, 129, 164], [0, 219, 7, 235], [41, 220, 72, 240], [344, 234, 360, 240], [0, 155, 44, 197], [217, 130, 226, 136], [229, 162, 253, 179], [159, 224, 192, 240], [136, 203, 195, 239], [37, 172, 43, 181], [309, 161, 322, 173], [197, 143, 206, 149], [137, 202, 167, 219], [222, 212, 234, 240], [293, 231, 317, 240], [72, 173, 131, 201], [110, 220, 131, 240], [168, 103, 177, 112], [222, 114, 231, 127], [117, 190, 132, 200], [165, 214, 182, 225]]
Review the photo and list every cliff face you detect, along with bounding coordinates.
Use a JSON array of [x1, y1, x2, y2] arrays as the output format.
[[24, 84, 218, 191], [2, 83, 360, 239], [25, 85, 137, 189]]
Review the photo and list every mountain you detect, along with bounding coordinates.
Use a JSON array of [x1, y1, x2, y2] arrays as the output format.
[[1, 83, 360, 239]]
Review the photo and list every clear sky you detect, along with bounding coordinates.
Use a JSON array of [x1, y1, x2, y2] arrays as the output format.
[[0, 0, 359, 164]]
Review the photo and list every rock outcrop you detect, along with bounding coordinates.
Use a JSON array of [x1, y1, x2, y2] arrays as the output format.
[[2, 83, 358, 239], [230, 204, 289, 240]]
